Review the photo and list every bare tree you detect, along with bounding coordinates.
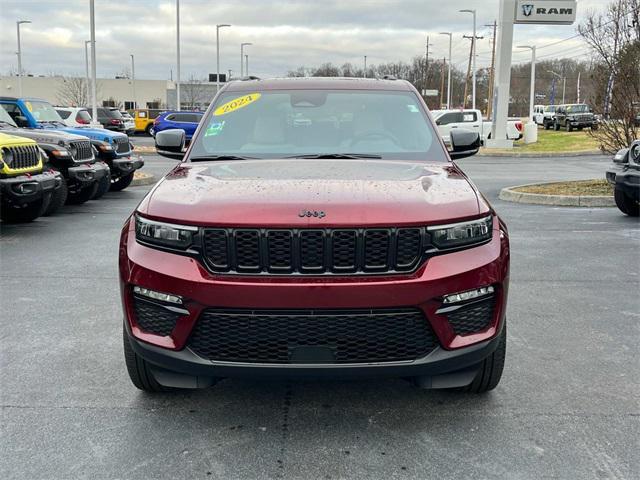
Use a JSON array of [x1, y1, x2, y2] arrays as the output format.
[[56, 76, 91, 106], [579, 0, 639, 151], [181, 74, 208, 110]]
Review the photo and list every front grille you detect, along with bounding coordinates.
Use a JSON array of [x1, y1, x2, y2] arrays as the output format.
[[133, 296, 181, 336], [446, 296, 495, 336], [1, 145, 40, 170], [188, 308, 438, 364], [202, 227, 426, 275], [69, 140, 94, 162], [113, 136, 131, 154]]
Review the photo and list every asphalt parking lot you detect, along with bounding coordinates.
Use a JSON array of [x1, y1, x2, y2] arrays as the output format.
[[1, 152, 638, 480]]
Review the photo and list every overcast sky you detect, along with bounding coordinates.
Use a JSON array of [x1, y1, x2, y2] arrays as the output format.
[[0, 0, 602, 80]]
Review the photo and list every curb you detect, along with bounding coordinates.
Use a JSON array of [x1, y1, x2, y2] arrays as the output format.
[[478, 149, 603, 158], [131, 173, 157, 187], [499, 183, 615, 207]]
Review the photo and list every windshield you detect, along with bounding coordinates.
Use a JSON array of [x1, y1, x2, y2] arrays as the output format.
[[545, 106, 556, 113], [189, 89, 447, 161], [566, 104, 589, 113], [0, 105, 17, 127], [28, 101, 65, 123]]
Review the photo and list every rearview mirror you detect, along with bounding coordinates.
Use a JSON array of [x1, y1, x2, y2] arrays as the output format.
[[155, 129, 186, 159], [449, 129, 480, 160]]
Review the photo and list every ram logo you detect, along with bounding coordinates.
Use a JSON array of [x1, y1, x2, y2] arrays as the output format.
[[522, 3, 534, 16]]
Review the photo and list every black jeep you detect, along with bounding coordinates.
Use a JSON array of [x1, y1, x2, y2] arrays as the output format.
[[606, 140, 640, 216], [553, 104, 598, 132]]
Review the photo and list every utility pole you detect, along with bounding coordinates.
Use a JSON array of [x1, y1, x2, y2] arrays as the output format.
[[424, 36, 433, 93], [462, 36, 474, 108], [363, 55, 367, 77], [485, 21, 497, 119], [176, 0, 181, 110], [439, 58, 446, 108], [89, 0, 97, 122], [577, 71, 581, 103], [130, 54, 136, 108], [84, 40, 91, 104], [16, 20, 31, 97], [245, 54, 249, 76], [438, 32, 452, 109], [240, 43, 252, 77]]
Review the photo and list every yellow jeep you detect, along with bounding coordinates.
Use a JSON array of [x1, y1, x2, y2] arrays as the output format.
[[0, 132, 61, 222], [129, 108, 163, 135]]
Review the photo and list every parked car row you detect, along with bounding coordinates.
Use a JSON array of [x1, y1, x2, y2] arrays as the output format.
[[533, 103, 598, 131], [0, 96, 144, 223]]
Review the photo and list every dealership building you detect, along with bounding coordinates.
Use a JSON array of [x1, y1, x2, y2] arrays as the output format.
[[0, 75, 220, 110]]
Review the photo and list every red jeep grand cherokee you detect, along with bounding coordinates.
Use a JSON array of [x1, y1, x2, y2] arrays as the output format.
[[120, 77, 509, 393]]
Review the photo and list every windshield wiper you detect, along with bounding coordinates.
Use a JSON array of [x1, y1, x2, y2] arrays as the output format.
[[39, 120, 67, 127], [284, 153, 382, 159], [190, 154, 258, 161], [0, 120, 15, 127]]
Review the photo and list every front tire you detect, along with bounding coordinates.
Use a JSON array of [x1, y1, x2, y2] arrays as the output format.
[[110, 172, 134, 191], [123, 327, 172, 392], [566, 122, 572, 132], [0, 199, 46, 223], [66, 181, 99, 205], [43, 175, 68, 216], [614, 187, 639, 216], [554, 121, 560, 131], [462, 323, 507, 393], [92, 171, 112, 200]]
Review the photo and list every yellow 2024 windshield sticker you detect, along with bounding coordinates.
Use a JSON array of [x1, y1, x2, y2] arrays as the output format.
[[214, 93, 261, 116]]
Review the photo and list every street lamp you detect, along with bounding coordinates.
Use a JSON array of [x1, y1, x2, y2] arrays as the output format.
[[130, 54, 136, 109], [176, 0, 181, 110], [439, 32, 452, 109], [364, 55, 367, 77], [548, 70, 566, 105], [16, 20, 31, 96], [517, 45, 536, 122], [84, 40, 91, 103], [240, 42, 252, 77], [89, 0, 97, 122], [459, 9, 477, 109], [216, 24, 231, 92], [245, 54, 249, 76]]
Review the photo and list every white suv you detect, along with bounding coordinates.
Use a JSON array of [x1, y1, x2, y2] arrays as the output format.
[[55, 107, 103, 129]]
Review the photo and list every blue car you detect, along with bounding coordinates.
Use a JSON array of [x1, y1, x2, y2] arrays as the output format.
[[151, 111, 203, 140], [0, 97, 144, 191]]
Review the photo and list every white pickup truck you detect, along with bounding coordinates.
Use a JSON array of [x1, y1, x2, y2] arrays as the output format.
[[431, 109, 523, 146]]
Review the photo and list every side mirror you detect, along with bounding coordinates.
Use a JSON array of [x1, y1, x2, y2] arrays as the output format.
[[15, 115, 29, 127], [449, 129, 480, 160], [155, 129, 186, 159]]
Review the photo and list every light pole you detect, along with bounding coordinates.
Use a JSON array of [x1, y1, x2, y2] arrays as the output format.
[[439, 32, 452, 109], [84, 40, 91, 103], [245, 54, 249, 76], [518, 45, 536, 121], [176, 0, 181, 110], [363, 56, 367, 77], [216, 24, 231, 92], [130, 54, 136, 109], [16, 20, 31, 96], [548, 70, 566, 104], [240, 42, 252, 77], [89, 0, 97, 122], [460, 9, 477, 109]]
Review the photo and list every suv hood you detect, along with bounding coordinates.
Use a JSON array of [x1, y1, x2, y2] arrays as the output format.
[[1, 126, 90, 145], [40, 123, 126, 142], [141, 159, 486, 226]]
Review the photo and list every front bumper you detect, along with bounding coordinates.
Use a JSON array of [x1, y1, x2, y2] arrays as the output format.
[[0, 171, 59, 205], [608, 166, 640, 201], [568, 120, 596, 128], [110, 156, 144, 176], [120, 217, 510, 380], [67, 162, 107, 184]]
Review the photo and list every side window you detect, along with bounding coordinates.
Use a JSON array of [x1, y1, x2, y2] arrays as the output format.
[[187, 114, 202, 123], [138, 111, 147, 118], [1, 103, 23, 122], [57, 110, 71, 119], [165, 114, 175, 121], [462, 112, 477, 122], [436, 112, 461, 126]]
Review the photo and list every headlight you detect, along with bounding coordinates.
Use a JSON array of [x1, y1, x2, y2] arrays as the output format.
[[98, 143, 113, 151], [1, 148, 14, 165], [51, 148, 71, 157], [428, 216, 493, 249], [135, 215, 197, 249]]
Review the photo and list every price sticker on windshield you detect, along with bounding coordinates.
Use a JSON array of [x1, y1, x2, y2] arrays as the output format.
[[214, 93, 261, 116]]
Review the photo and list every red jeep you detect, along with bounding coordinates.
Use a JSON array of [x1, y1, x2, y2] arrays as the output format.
[[120, 78, 510, 393]]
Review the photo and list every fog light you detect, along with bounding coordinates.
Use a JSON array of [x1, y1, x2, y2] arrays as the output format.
[[443, 286, 494, 304], [133, 286, 183, 305]]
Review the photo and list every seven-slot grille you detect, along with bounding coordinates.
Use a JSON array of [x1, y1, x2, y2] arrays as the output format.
[[202, 227, 426, 275], [69, 140, 94, 162], [113, 136, 131, 154], [1, 145, 40, 170], [187, 308, 438, 364]]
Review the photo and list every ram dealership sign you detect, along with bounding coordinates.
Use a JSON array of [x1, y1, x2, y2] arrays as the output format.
[[515, 0, 577, 24]]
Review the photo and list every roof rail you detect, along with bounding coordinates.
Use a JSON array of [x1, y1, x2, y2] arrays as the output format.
[[382, 75, 397, 80], [241, 76, 261, 81]]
